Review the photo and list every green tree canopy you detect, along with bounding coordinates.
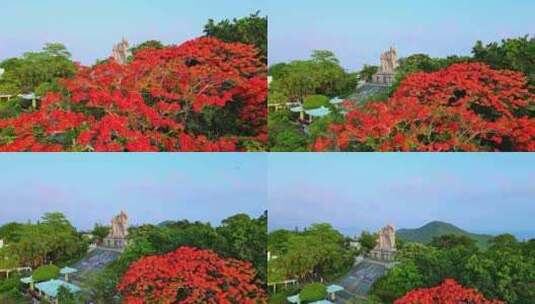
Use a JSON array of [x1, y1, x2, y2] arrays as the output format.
[[473, 35, 535, 85], [268, 229, 295, 255], [57, 285, 78, 304], [0, 213, 87, 269], [269, 50, 357, 104], [204, 11, 267, 61], [0, 42, 76, 99], [268, 62, 289, 79], [91, 224, 110, 242], [268, 109, 307, 152], [43, 42, 71, 58], [270, 224, 353, 282], [83, 212, 267, 302], [217, 212, 267, 281], [130, 40, 164, 56], [359, 64, 379, 82], [430, 234, 478, 251], [358, 230, 379, 253], [371, 235, 535, 304]]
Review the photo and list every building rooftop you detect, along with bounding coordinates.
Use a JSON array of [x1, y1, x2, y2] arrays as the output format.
[[18, 93, 40, 100], [35, 279, 81, 298], [327, 284, 344, 293], [20, 276, 33, 284], [287, 294, 300, 303], [305, 106, 331, 117], [329, 97, 344, 104], [60, 267, 78, 274]]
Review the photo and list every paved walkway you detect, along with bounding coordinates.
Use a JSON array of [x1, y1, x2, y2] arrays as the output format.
[[70, 247, 122, 282], [334, 258, 391, 303]]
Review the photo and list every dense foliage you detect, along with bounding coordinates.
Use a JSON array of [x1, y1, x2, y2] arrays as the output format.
[[204, 11, 267, 62], [394, 279, 504, 304], [370, 234, 535, 303], [91, 223, 111, 243], [57, 285, 79, 304], [267, 109, 307, 152], [0, 276, 30, 304], [357, 230, 379, 253], [0, 43, 75, 96], [0, 43, 76, 119], [268, 51, 357, 105], [473, 35, 535, 86], [0, 213, 87, 269], [397, 221, 492, 250], [129, 40, 164, 57], [268, 36, 535, 152], [359, 65, 379, 82], [267, 51, 356, 158], [0, 37, 267, 151], [314, 62, 535, 151], [0, 273, 31, 303], [83, 213, 267, 303], [118, 246, 266, 304], [268, 224, 353, 284]]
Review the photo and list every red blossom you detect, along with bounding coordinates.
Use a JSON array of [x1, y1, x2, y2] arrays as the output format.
[[117, 246, 266, 304], [314, 63, 535, 151], [0, 37, 266, 151], [395, 279, 504, 304]]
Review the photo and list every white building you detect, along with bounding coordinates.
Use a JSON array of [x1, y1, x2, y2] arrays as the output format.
[[0, 239, 4, 248], [0, 68, 5, 77]]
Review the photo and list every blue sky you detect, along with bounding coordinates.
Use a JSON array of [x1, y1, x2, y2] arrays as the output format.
[[267, 0, 535, 70], [0, 153, 267, 231], [0, 0, 265, 65], [268, 153, 535, 240]]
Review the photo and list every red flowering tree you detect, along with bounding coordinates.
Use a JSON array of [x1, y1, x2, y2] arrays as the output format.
[[0, 37, 267, 151], [314, 63, 535, 151], [117, 246, 266, 304], [394, 279, 504, 304]]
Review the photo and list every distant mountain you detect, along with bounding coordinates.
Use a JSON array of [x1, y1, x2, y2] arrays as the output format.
[[397, 221, 494, 249]]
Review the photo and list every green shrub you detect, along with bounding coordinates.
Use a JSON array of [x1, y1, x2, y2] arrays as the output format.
[[0, 98, 21, 119], [32, 264, 60, 282], [0, 275, 21, 293], [0, 288, 29, 304], [300, 282, 327, 302], [303, 95, 329, 110], [269, 291, 292, 304], [268, 286, 300, 304], [57, 285, 77, 304]]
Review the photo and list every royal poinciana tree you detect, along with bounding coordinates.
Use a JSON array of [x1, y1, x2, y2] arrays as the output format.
[[118, 247, 266, 304], [314, 63, 535, 152], [394, 279, 504, 304], [0, 37, 267, 151]]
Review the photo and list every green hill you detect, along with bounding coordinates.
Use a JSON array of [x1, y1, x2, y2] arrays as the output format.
[[397, 221, 493, 249]]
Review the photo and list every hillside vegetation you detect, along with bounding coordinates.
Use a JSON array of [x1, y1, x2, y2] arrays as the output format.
[[397, 221, 493, 249]]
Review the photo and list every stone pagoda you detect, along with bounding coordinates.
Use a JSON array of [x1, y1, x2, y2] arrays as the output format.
[[103, 211, 129, 250], [111, 37, 131, 65], [372, 47, 398, 85], [369, 224, 397, 261]]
